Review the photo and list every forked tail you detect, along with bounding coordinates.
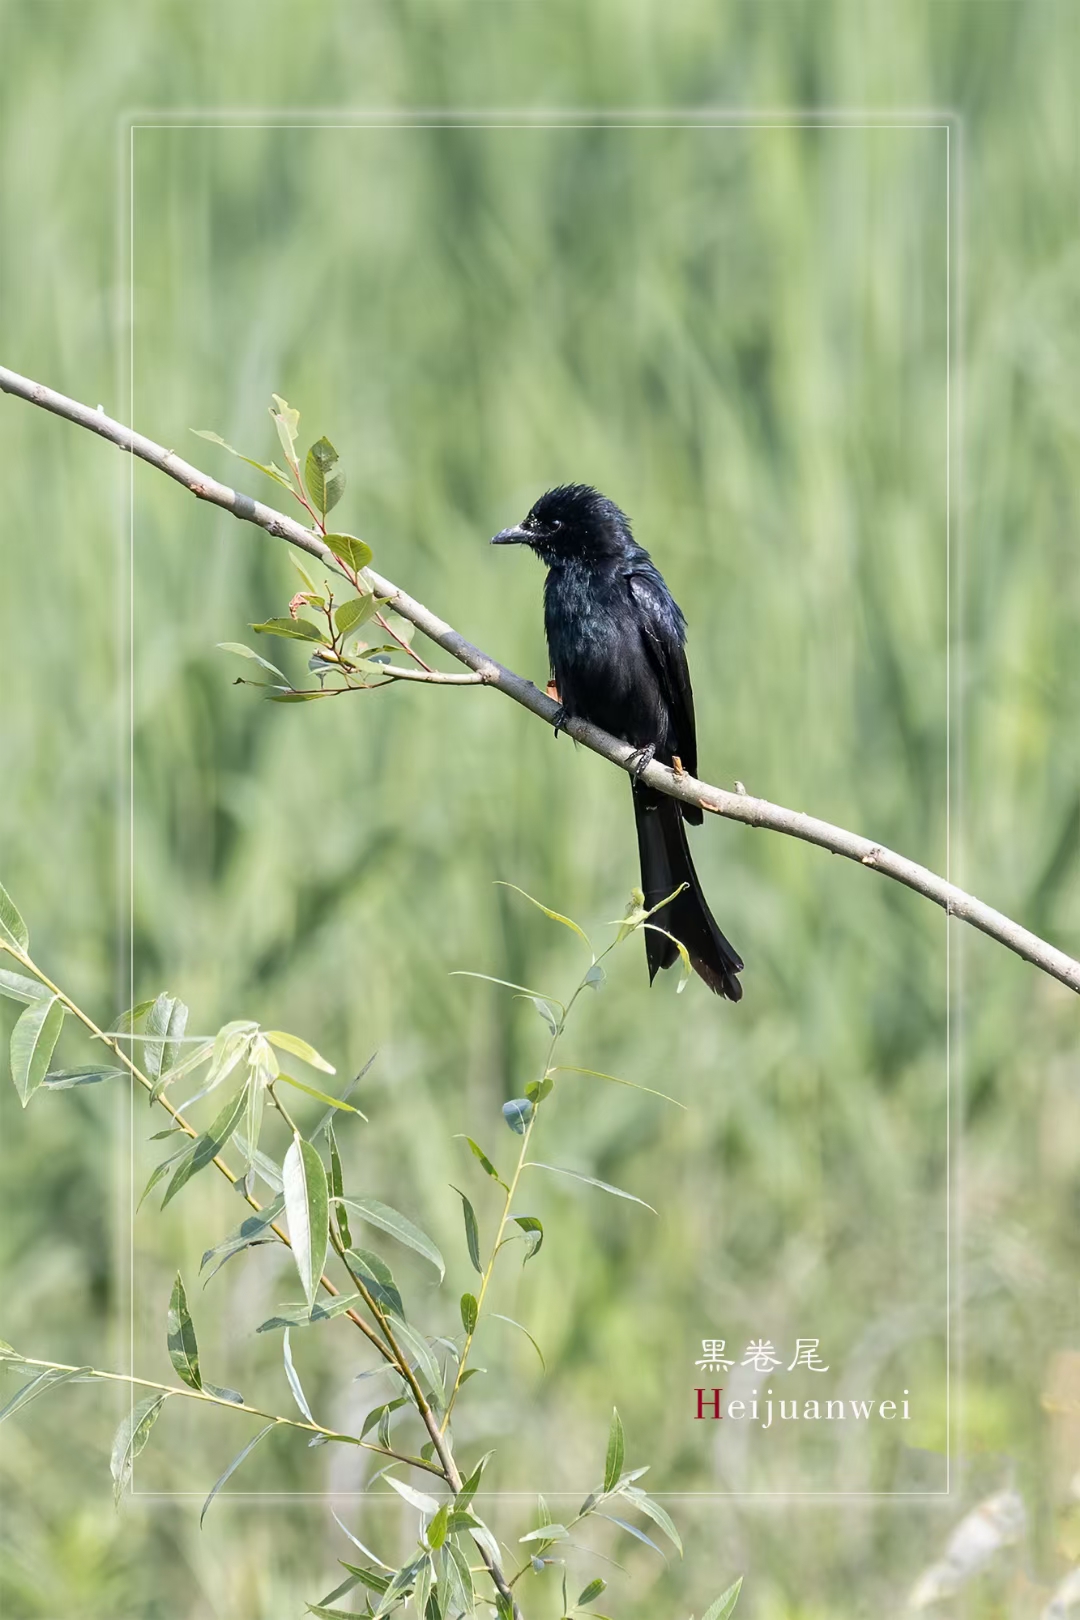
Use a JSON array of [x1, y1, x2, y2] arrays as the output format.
[[632, 784, 743, 1001]]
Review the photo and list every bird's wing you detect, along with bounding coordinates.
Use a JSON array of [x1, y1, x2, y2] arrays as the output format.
[[626, 568, 698, 776]]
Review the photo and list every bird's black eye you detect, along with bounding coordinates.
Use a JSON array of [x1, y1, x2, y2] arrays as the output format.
[[549, 518, 562, 532]]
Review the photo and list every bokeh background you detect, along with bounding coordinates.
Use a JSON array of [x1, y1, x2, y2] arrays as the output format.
[[1, 2, 1078, 1616]]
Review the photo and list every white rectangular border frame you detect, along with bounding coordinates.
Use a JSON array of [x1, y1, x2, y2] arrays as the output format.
[[116, 107, 962, 1505]]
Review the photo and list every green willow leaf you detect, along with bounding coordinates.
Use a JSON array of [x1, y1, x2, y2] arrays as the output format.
[[281, 1134, 327, 1308], [491, 1313, 545, 1369], [384, 1474, 440, 1515], [597, 1512, 666, 1558], [347, 1248, 404, 1318], [512, 1215, 544, 1264], [111, 1392, 170, 1502], [526, 1162, 656, 1213], [460, 1293, 478, 1334], [277, 1073, 362, 1114], [265, 1029, 335, 1073], [255, 1295, 359, 1332], [10, 994, 64, 1106], [453, 1451, 493, 1512], [167, 1272, 201, 1390], [604, 1408, 625, 1493], [529, 996, 559, 1035], [161, 1088, 247, 1207], [0, 967, 49, 1004], [451, 1187, 482, 1274], [42, 1066, 126, 1088], [578, 1577, 608, 1605], [141, 992, 174, 1081], [334, 1197, 444, 1281], [390, 1320, 445, 1403], [283, 1328, 316, 1423], [494, 883, 593, 950], [283, 1134, 329, 1309], [701, 1578, 743, 1620], [0, 878, 28, 951], [0, 1365, 89, 1425], [459, 1136, 507, 1188], [200, 1194, 285, 1280], [200, 1421, 277, 1525], [622, 1484, 683, 1555], [327, 1124, 350, 1247], [359, 1395, 408, 1441]]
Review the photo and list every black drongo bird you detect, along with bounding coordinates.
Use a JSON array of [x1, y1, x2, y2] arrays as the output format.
[[492, 484, 743, 1001]]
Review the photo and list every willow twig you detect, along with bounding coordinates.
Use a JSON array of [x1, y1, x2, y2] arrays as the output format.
[[1, 363, 1075, 997]]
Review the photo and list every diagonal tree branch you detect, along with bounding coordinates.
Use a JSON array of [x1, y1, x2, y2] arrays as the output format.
[[3, 362, 1078, 996]]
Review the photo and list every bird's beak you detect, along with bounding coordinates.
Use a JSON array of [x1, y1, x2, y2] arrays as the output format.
[[491, 524, 531, 546]]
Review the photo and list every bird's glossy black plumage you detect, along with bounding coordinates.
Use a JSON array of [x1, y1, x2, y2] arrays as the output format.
[[492, 484, 743, 1000]]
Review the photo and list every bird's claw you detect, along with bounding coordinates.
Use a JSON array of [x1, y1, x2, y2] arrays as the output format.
[[629, 744, 656, 783], [552, 704, 569, 739]]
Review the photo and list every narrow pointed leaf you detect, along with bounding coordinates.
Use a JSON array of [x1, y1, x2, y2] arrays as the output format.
[[390, 1320, 445, 1402], [283, 1134, 329, 1308], [283, 1328, 316, 1423], [384, 1474, 441, 1515], [0, 967, 49, 1004], [167, 1272, 201, 1390], [0, 1365, 88, 1424], [141, 992, 175, 1081], [455, 1452, 493, 1511], [334, 1198, 444, 1281], [702, 1577, 743, 1620], [578, 1577, 607, 1605], [460, 1293, 478, 1334], [492, 1314, 545, 1369], [278, 1073, 361, 1113], [622, 1484, 683, 1555], [200, 1421, 277, 1524], [256, 1295, 359, 1332], [596, 1513, 666, 1558], [10, 994, 64, 1105], [200, 1194, 284, 1279], [265, 1029, 335, 1073], [347, 1248, 404, 1317], [604, 1408, 625, 1492], [512, 1215, 544, 1263], [526, 1162, 656, 1213], [111, 1392, 169, 1502], [43, 1066, 126, 1088], [162, 1088, 246, 1206], [495, 883, 593, 948], [459, 1136, 506, 1188], [0, 879, 28, 951], [451, 1187, 482, 1275]]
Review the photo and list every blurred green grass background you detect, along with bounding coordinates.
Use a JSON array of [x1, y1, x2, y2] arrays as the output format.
[[1, 1, 1079, 1615]]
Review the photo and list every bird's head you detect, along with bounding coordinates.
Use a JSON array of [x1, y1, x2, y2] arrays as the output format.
[[491, 484, 632, 564]]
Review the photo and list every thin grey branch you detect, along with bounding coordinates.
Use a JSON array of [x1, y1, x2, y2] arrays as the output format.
[[3, 361, 1077, 998]]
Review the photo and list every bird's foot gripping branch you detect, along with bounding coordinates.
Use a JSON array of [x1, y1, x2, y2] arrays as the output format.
[[0, 366, 1076, 995], [0, 874, 743, 1620]]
